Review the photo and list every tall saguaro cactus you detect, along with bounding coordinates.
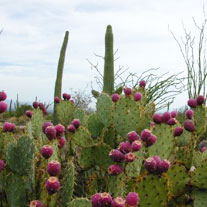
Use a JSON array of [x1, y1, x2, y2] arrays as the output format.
[[103, 25, 114, 95], [54, 31, 69, 123]]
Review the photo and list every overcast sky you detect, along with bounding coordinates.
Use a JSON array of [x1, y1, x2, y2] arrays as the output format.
[[0, 0, 206, 109]]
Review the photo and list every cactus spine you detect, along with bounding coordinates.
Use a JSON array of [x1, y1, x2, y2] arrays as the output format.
[[103, 25, 114, 95], [54, 31, 69, 123]]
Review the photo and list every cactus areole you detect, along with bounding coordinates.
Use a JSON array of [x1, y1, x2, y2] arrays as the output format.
[[103, 25, 114, 95]]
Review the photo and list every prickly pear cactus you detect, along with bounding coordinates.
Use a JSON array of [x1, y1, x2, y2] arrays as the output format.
[[68, 198, 91, 207]]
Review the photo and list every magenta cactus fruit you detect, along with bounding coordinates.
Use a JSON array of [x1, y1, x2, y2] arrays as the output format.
[[42, 122, 53, 134], [111, 93, 120, 102], [152, 113, 162, 124], [108, 164, 123, 175], [184, 120, 195, 132], [45, 126, 57, 140], [0, 91, 7, 101], [124, 87, 132, 96], [134, 92, 142, 101], [62, 93, 68, 100], [127, 131, 139, 143], [91, 193, 101, 207], [157, 159, 171, 173], [32, 101, 39, 109], [58, 137, 66, 148], [141, 129, 151, 142], [109, 149, 125, 162], [47, 161, 61, 176], [171, 111, 177, 118], [67, 124, 76, 133], [30, 200, 44, 207], [174, 127, 183, 137], [126, 192, 139, 206], [54, 96, 60, 103], [139, 80, 146, 88], [187, 99, 197, 108], [118, 141, 131, 154], [144, 157, 157, 173], [153, 155, 161, 164], [131, 140, 142, 152], [71, 119, 80, 129], [186, 109, 194, 119], [111, 197, 125, 207], [46, 177, 60, 194], [26, 110, 32, 118], [55, 124, 65, 136], [125, 152, 135, 162], [146, 134, 157, 147], [70, 99, 74, 104], [41, 145, 53, 159], [201, 146, 207, 153], [2, 122, 15, 132], [167, 118, 177, 125], [0, 160, 5, 172], [162, 112, 171, 123], [99, 192, 112, 206], [196, 95, 205, 105], [0, 101, 7, 113]]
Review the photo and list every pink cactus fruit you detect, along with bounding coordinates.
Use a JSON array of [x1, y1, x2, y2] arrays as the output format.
[[26, 110, 32, 118], [45, 126, 57, 140], [185, 109, 194, 119], [201, 146, 207, 153], [38, 103, 44, 110], [184, 120, 195, 132], [66, 94, 71, 100], [127, 131, 140, 143], [62, 93, 68, 100], [33, 101, 39, 109], [125, 152, 135, 162], [187, 99, 197, 108], [167, 118, 177, 125], [118, 141, 131, 154], [124, 87, 132, 96], [173, 127, 183, 137], [55, 124, 65, 136], [58, 137, 66, 149], [157, 159, 171, 173], [162, 112, 171, 123], [0, 91, 7, 101], [91, 193, 101, 207], [131, 140, 142, 152], [152, 113, 162, 124], [109, 149, 125, 162], [139, 80, 146, 88], [54, 96, 60, 103], [134, 92, 142, 101], [99, 192, 112, 206], [170, 111, 177, 118], [41, 145, 53, 159], [67, 124, 76, 133], [126, 192, 139, 206], [0, 101, 7, 113], [30, 200, 44, 207], [71, 119, 80, 129], [46, 177, 60, 194], [3, 122, 15, 132], [112, 93, 120, 102], [0, 160, 5, 172], [47, 161, 61, 176], [144, 157, 157, 173], [108, 164, 123, 175], [111, 197, 125, 207], [141, 129, 152, 142], [70, 99, 74, 104], [42, 122, 53, 134], [146, 134, 157, 147], [196, 95, 205, 105]]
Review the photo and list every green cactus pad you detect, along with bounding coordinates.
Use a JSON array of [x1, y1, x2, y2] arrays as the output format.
[[85, 172, 98, 197], [67, 198, 91, 207], [71, 126, 94, 147], [149, 124, 175, 159], [97, 93, 113, 127], [192, 189, 207, 207], [134, 174, 169, 207], [100, 126, 116, 148], [167, 163, 189, 196], [113, 97, 140, 137], [6, 136, 34, 175], [191, 158, 207, 189], [74, 108, 87, 126], [56, 101, 75, 126]]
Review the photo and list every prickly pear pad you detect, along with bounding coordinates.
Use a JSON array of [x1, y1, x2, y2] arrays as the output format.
[[68, 198, 91, 207], [192, 189, 207, 207]]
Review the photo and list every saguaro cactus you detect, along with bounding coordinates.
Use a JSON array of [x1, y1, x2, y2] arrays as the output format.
[[54, 31, 69, 123], [103, 25, 114, 95]]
